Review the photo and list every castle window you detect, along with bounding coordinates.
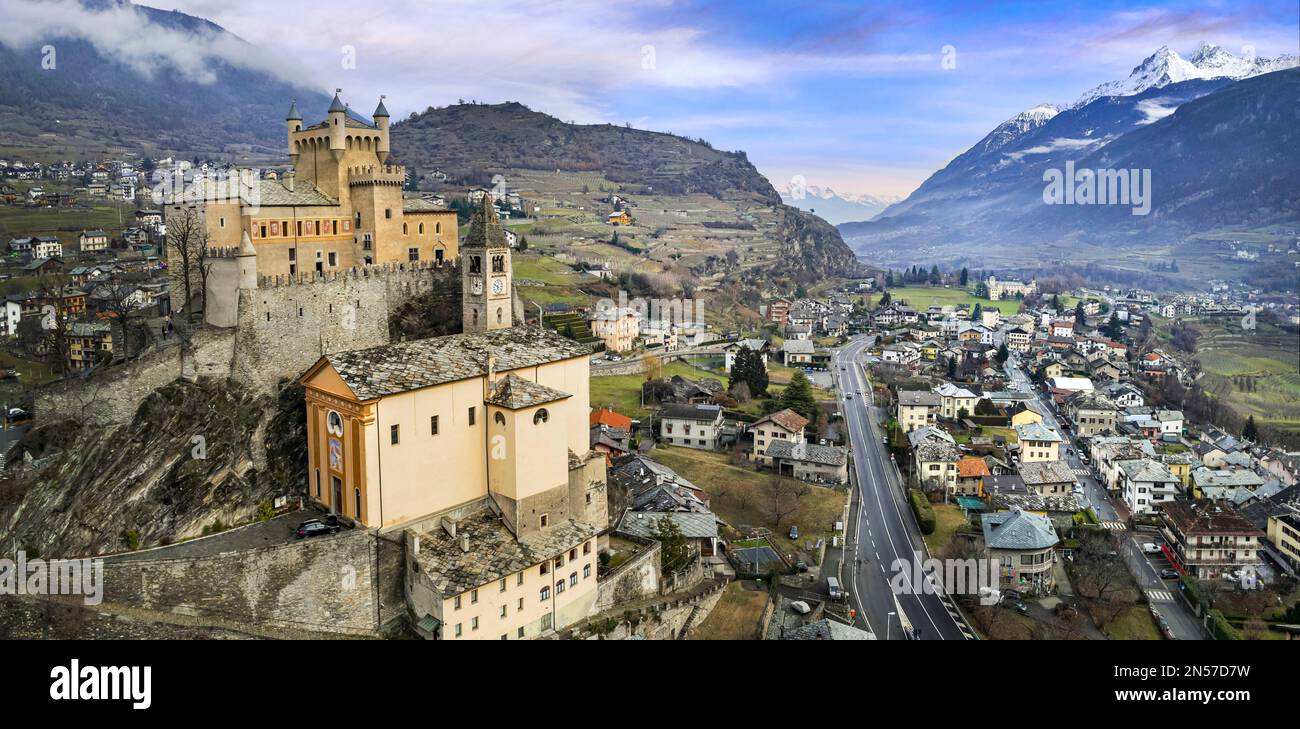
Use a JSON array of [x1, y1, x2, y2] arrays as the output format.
[[435, 248, 444, 263], [517, 573, 524, 586], [499, 579, 506, 593], [539, 586, 550, 602], [418, 223, 424, 235], [288, 249, 296, 261], [570, 573, 577, 587], [354, 488, 361, 519], [540, 562, 549, 575], [469, 255, 481, 274], [403, 223, 408, 235], [540, 514, 549, 528], [533, 409, 548, 425], [384, 208, 392, 219], [436, 222, 441, 235], [494, 411, 506, 426], [583, 541, 591, 555], [496, 307, 503, 325], [219, 217, 225, 228], [492, 255, 504, 273], [355, 212, 361, 228], [468, 407, 476, 426], [555, 580, 564, 594], [430, 415, 439, 435], [390, 424, 400, 445], [584, 564, 591, 579], [297, 221, 303, 237], [332, 220, 338, 235], [328, 252, 337, 267], [408, 248, 419, 262]]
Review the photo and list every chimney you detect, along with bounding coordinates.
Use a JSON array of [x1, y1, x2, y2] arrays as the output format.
[[413, 535, 420, 555], [285, 171, 294, 192], [459, 533, 470, 553]]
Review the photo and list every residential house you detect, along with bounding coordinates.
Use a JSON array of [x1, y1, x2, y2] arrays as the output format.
[[1014, 422, 1061, 463], [1159, 500, 1264, 581], [897, 389, 940, 433], [79, 229, 110, 252], [909, 426, 959, 492], [1018, 460, 1075, 496], [723, 339, 769, 373], [782, 338, 814, 366], [764, 439, 849, 485], [589, 306, 640, 353], [982, 508, 1059, 595], [659, 403, 725, 450], [1117, 458, 1180, 515], [1066, 391, 1117, 437], [934, 382, 979, 420], [955, 456, 990, 497], [750, 409, 809, 465]]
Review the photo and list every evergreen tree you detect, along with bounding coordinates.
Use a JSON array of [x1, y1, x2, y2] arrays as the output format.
[[1074, 300, 1087, 328], [946, 357, 957, 379], [651, 516, 692, 573], [1243, 416, 1259, 442], [997, 342, 1009, 364], [780, 370, 818, 424], [959, 267, 969, 286]]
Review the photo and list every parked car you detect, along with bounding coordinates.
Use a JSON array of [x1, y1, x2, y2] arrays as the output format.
[[1142, 542, 1161, 554], [1160, 568, 1179, 579], [789, 526, 799, 540], [789, 600, 811, 615], [294, 519, 341, 539]]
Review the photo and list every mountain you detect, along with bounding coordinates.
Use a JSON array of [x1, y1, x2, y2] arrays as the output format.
[[391, 102, 858, 282], [840, 44, 1300, 271], [0, 1, 329, 157], [779, 184, 900, 225], [1073, 42, 1297, 108]]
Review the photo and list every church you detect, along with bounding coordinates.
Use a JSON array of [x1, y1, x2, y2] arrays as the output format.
[[169, 92, 458, 289], [298, 196, 608, 639]]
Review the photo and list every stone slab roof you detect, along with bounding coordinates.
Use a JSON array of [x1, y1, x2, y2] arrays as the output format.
[[485, 373, 571, 410], [1018, 460, 1076, 486], [412, 504, 600, 596], [618, 511, 718, 540], [982, 508, 1060, 550], [764, 438, 847, 467], [323, 327, 591, 401], [898, 389, 941, 407]]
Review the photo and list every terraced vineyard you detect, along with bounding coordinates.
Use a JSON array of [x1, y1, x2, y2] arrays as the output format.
[[1190, 318, 1300, 427]]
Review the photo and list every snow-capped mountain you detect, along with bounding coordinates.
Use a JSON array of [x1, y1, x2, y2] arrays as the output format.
[[1073, 42, 1297, 108], [779, 184, 900, 224], [973, 103, 1061, 155]]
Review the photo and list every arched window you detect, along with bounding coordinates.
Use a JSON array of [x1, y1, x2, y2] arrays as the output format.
[[436, 222, 442, 234], [472, 309, 478, 327], [533, 409, 548, 425], [496, 307, 503, 325], [403, 223, 408, 235], [492, 254, 504, 273], [354, 488, 362, 518], [494, 411, 506, 426], [326, 410, 344, 436], [418, 223, 425, 235]]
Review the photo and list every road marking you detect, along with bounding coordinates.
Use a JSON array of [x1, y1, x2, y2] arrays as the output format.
[[1146, 589, 1174, 602], [1073, 468, 1090, 476], [1101, 521, 1128, 530]]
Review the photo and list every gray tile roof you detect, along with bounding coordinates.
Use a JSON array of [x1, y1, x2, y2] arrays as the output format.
[[982, 508, 1060, 550], [1017, 460, 1075, 486], [660, 403, 723, 422], [618, 511, 719, 540], [764, 438, 848, 467], [484, 373, 571, 410], [412, 503, 599, 596], [898, 389, 941, 407], [782, 618, 875, 640], [1118, 458, 1178, 484], [323, 327, 591, 401], [402, 197, 450, 212], [1014, 422, 1061, 443]]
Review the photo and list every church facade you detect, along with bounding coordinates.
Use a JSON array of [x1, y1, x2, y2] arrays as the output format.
[[298, 197, 608, 639]]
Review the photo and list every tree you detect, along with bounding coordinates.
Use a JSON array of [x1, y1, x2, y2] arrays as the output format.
[[972, 303, 982, 321], [1051, 293, 1063, 311], [1074, 300, 1086, 328], [1103, 313, 1124, 340], [1243, 416, 1259, 442], [946, 356, 957, 379], [651, 516, 693, 573], [996, 342, 1009, 364], [165, 206, 210, 323], [728, 346, 768, 397], [641, 354, 664, 381], [959, 267, 969, 286], [762, 475, 801, 530], [780, 370, 818, 424]]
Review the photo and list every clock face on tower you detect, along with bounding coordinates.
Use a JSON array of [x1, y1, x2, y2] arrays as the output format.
[[491, 277, 505, 295], [470, 277, 483, 295]]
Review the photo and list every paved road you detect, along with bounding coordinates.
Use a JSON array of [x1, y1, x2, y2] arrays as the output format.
[[835, 337, 968, 641]]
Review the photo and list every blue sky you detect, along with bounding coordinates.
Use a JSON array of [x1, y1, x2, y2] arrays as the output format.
[[15, 0, 1298, 197]]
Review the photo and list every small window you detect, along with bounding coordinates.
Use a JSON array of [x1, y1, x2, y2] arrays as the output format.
[[454, 595, 462, 610], [584, 564, 591, 579], [468, 407, 476, 426], [494, 411, 506, 426], [471, 617, 478, 631], [455, 623, 462, 637], [556, 580, 565, 594], [390, 424, 400, 445], [500, 605, 507, 618], [499, 578, 506, 593], [436, 222, 442, 234], [540, 562, 549, 575], [430, 415, 439, 435], [471, 589, 478, 604], [540, 586, 550, 601], [517, 572, 524, 586], [328, 252, 337, 267], [540, 513, 549, 528], [517, 626, 524, 638], [533, 408, 548, 425], [385, 208, 392, 219], [583, 541, 591, 555], [419, 223, 425, 235]]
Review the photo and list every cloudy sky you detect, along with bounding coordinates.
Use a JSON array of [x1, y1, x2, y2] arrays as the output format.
[[6, 0, 1298, 198]]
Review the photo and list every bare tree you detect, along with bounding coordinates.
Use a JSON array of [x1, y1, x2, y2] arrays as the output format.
[[762, 475, 800, 530], [165, 206, 209, 323]]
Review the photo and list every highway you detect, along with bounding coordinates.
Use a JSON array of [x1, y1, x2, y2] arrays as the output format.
[[833, 337, 970, 641]]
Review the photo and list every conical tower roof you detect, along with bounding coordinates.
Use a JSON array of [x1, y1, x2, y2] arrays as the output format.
[[463, 194, 508, 249], [286, 100, 302, 121], [328, 93, 347, 113]]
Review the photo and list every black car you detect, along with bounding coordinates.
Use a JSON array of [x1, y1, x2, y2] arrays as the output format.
[[295, 519, 342, 539]]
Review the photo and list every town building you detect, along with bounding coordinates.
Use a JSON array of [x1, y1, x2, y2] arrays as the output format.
[[750, 409, 808, 465], [982, 507, 1058, 595], [659, 403, 725, 450], [1014, 422, 1061, 463], [896, 389, 940, 433], [1159, 500, 1265, 581]]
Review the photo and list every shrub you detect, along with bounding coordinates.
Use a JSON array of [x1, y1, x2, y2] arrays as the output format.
[[258, 499, 274, 522], [1180, 574, 1202, 609], [909, 489, 936, 535], [125, 529, 140, 551], [1207, 609, 1241, 640]]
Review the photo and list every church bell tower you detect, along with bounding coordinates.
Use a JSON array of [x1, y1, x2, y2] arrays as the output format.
[[462, 194, 513, 332]]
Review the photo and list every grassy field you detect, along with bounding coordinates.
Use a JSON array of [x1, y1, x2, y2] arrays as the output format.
[[685, 580, 770, 640], [0, 202, 132, 241], [651, 445, 844, 556], [884, 285, 1083, 317], [924, 502, 970, 554], [589, 358, 722, 417], [1103, 606, 1163, 640]]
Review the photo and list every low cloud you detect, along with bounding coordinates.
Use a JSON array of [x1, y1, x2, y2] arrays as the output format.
[[0, 0, 316, 88], [1135, 97, 1178, 124]]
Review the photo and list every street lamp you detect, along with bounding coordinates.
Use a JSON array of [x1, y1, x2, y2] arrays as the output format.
[[887, 611, 896, 641]]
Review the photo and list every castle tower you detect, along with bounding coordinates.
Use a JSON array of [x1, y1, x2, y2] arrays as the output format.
[[373, 97, 390, 164], [237, 230, 258, 290], [328, 91, 347, 160], [462, 195, 513, 332], [285, 100, 302, 166]]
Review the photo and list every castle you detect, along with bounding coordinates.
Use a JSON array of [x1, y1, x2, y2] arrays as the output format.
[[167, 92, 458, 311], [986, 275, 1037, 301]]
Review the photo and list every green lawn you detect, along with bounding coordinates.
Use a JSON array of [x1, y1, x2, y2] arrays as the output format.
[[1103, 606, 1163, 640], [589, 358, 722, 417], [924, 502, 970, 554], [651, 445, 844, 556], [0, 203, 130, 240], [885, 285, 1080, 316]]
